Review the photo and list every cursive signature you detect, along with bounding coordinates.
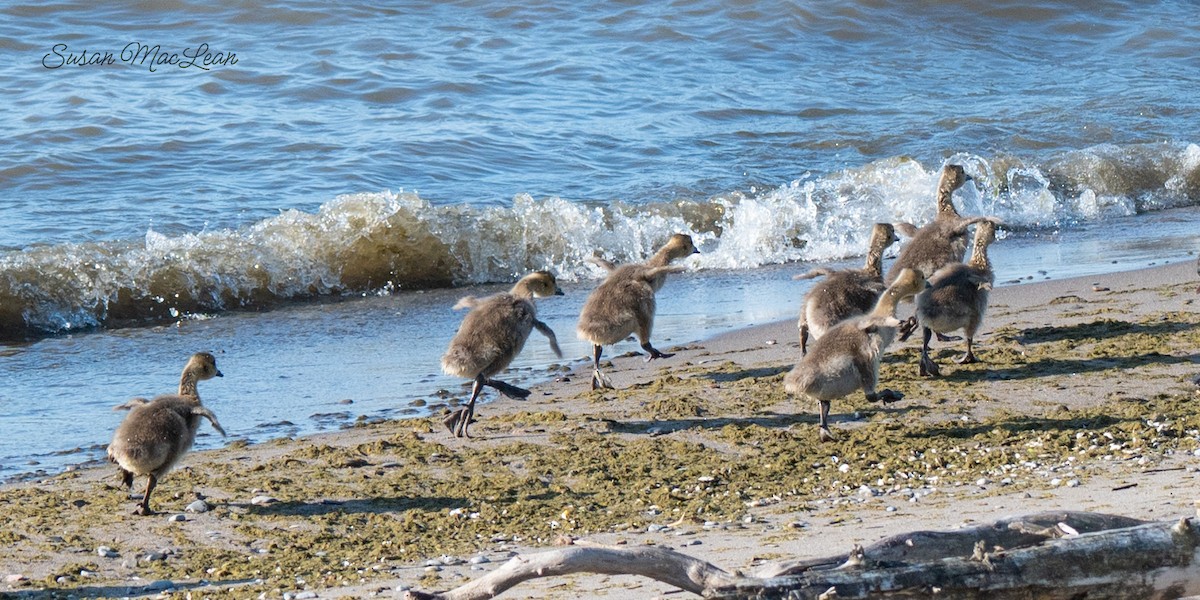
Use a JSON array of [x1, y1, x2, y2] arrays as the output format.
[[42, 43, 238, 72]]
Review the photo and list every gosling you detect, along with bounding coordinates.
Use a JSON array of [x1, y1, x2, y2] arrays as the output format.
[[441, 271, 564, 438], [911, 220, 999, 377], [577, 233, 699, 389], [795, 223, 898, 355], [886, 164, 977, 285], [784, 268, 926, 442], [107, 352, 226, 516]]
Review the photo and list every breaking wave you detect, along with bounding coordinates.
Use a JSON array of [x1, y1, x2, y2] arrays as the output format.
[[1, 142, 1198, 339]]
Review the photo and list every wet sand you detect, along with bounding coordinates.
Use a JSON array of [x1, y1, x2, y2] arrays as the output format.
[[2, 260, 1198, 599]]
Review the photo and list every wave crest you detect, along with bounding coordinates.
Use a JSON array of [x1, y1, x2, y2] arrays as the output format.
[[1, 142, 1197, 339]]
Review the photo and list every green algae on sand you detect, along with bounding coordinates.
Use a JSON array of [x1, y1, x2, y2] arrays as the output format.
[[3, 306, 1200, 598]]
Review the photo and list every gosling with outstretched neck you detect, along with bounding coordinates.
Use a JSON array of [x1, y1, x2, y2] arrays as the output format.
[[577, 233, 699, 389], [796, 223, 898, 355], [886, 164, 981, 285], [911, 220, 999, 377], [784, 268, 926, 442], [107, 352, 226, 515], [441, 271, 564, 438]]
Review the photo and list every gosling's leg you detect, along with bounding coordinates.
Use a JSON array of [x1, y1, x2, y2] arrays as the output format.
[[955, 336, 979, 364], [897, 316, 919, 342], [799, 322, 810, 356], [134, 474, 158, 516], [637, 319, 674, 362], [457, 377, 487, 438], [445, 377, 485, 438], [590, 344, 613, 390], [919, 327, 941, 377], [817, 400, 836, 443]]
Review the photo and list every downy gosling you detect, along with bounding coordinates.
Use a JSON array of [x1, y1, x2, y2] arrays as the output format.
[[441, 271, 564, 438], [577, 233, 698, 389], [784, 268, 926, 442], [796, 223, 898, 355], [886, 164, 979, 285], [911, 219, 1000, 377], [107, 352, 225, 515]]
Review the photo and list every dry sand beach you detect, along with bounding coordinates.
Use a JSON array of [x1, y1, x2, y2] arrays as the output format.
[[2, 259, 1200, 599]]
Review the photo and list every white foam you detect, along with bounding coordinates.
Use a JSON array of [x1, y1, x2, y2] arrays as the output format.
[[2, 143, 1200, 336]]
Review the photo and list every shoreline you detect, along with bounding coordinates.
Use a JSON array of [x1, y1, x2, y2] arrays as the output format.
[[3, 259, 1200, 598], [3, 207, 1199, 483]]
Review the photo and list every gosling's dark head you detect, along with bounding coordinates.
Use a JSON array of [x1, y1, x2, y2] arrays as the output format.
[[187, 352, 223, 379], [518, 271, 565, 298], [665, 233, 700, 260], [941, 164, 973, 191]]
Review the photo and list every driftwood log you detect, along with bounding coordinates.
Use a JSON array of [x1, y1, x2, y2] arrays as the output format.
[[403, 511, 1200, 600]]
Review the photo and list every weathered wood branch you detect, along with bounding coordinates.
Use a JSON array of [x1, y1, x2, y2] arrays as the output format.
[[718, 516, 1200, 599], [402, 542, 740, 600], [404, 511, 1200, 600], [756, 510, 1149, 578]]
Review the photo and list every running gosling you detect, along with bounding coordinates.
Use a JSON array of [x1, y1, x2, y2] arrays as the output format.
[[912, 220, 999, 377], [887, 164, 979, 285], [441, 271, 564, 438], [577, 233, 699, 389], [795, 223, 898, 355], [107, 352, 225, 516], [784, 268, 926, 442]]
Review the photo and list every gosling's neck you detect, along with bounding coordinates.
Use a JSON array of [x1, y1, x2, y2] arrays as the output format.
[[646, 242, 693, 268], [935, 180, 961, 220], [968, 239, 993, 272], [178, 370, 202, 399], [863, 242, 887, 279], [646, 247, 676, 268], [869, 289, 903, 319]]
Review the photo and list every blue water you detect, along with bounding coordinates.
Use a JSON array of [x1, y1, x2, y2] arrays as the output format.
[[1, 0, 1199, 480]]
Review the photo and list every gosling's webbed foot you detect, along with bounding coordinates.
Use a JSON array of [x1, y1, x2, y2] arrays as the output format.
[[442, 409, 466, 435], [818, 427, 838, 443], [119, 469, 134, 489], [443, 408, 478, 438], [919, 355, 941, 378], [453, 413, 478, 438], [875, 389, 904, 404], [591, 369, 613, 390], [487, 379, 531, 400], [133, 505, 155, 516], [640, 342, 674, 361], [935, 332, 962, 342], [954, 352, 979, 365], [897, 316, 919, 342]]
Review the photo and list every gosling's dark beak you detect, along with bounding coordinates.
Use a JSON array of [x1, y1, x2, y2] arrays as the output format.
[[555, 288, 564, 296], [692, 248, 700, 255], [215, 370, 224, 377], [964, 173, 975, 182]]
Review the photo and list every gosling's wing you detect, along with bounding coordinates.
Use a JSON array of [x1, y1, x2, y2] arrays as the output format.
[[113, 397, 151, 411], [533, 318, 562, 358], [586, 256, 618, 273], [191, 406, 226, 437]]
